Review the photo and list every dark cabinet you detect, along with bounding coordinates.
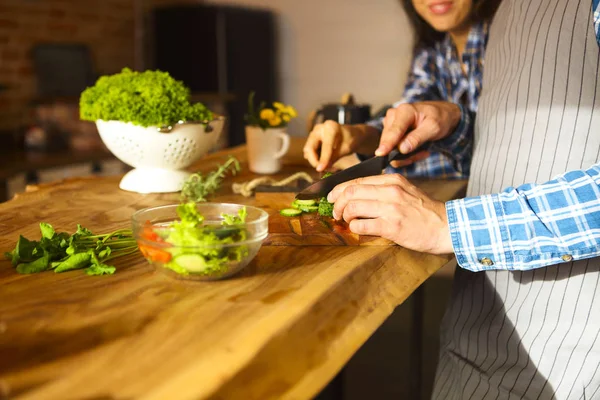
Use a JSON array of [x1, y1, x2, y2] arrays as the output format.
[[150, 5, 278, 146]]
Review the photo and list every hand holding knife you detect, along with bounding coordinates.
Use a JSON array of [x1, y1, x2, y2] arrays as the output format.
[[295, 149, 422, 200]]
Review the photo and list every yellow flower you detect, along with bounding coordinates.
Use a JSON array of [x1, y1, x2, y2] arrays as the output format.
[[269, 115, 282, 126], [260, 108, 275, 120], [282, 114, 290, 122], [285, 105, 298, 118], [273, 101, 286, 111]]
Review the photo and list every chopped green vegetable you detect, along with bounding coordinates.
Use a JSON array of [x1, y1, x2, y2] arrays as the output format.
[[162, 203, 249, 276], [294, 199, 317, 206], [298, 205, 318, 213], [280, 208, 303, 217], [4, 223, 137, 276], [318, 197, 334, 217], [281, 173, 334, 217], [317, 172, 334, 217], [79, 68, 213, 128], [180, 156, 240, 203]]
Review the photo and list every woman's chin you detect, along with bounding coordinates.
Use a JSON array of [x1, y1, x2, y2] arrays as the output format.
[[426, 17, 466, 33]]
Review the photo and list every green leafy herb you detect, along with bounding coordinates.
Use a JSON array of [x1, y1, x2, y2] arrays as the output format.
[[79, 68, 213, 127], [4, 223, 137, 276], [318, 197, 334, 217], [180, 156, 240, 202], [54, 252, 92, 273], [16, 252, 50, 274], [317, 172, 334, 217]]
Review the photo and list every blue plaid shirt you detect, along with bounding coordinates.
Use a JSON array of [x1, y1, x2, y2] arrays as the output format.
[[447, 2, 600, 272], [367, 22, 488, 179]]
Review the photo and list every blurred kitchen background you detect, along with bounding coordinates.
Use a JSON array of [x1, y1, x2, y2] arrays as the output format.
[[0, 1, 456, 399]]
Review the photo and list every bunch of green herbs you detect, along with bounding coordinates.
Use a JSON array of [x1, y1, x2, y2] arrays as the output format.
[[80, 68, 213, 128], [180, 156, 240, 202], [5, 223, 137, 276]]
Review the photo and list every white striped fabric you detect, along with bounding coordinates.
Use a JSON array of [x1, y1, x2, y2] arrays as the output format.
[[432, 0, 600, 398]]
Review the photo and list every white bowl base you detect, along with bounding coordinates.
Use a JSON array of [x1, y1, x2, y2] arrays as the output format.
[[119, 168, 191, 194]]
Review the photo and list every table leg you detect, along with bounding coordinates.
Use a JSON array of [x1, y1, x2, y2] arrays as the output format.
[[410, 285, 425, 400]]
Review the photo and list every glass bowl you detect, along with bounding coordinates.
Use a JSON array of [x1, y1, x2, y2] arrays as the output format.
[[132, 203, 268, 281]]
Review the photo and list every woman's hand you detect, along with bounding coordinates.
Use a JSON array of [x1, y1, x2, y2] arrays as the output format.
[[303, 121, 380, 172], [376, 101, 461, 167], [327, 174, 454, 255]]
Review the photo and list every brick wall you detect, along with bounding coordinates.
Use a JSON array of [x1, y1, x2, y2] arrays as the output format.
[[0, 0, 136, 132]]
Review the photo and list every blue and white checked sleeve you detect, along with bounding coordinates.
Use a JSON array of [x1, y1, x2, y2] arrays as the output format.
[[447, 163, 600, 271]]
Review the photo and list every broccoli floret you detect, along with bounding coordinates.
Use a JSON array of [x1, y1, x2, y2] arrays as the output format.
[[318, 197, 334, 217]]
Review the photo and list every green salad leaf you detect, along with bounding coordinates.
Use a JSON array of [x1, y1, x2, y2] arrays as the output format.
[[162, 202, 249, 276], [79, 68, 213, 127]]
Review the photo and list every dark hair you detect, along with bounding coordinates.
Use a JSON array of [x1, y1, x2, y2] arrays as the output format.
[[400, 0, 502, 49]]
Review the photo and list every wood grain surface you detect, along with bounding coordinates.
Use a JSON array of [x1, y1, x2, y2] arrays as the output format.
[[0, 138, 467, 400]]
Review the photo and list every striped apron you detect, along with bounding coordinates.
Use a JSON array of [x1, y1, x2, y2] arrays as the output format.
[[432, 0, 600, 398]]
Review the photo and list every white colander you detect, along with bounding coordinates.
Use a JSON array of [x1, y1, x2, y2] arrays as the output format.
[[96, 118, 224, 193]]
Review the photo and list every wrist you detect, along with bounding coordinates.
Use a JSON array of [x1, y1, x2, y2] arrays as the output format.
[[433, 201, 454, 255], [450, 103, 462, 132]]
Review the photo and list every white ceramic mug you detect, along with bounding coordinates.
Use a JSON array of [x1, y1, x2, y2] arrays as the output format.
[[245, 126, 290, 174]]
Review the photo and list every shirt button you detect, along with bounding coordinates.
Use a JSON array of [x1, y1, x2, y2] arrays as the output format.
[[480, 257, 494, 266], [561, 254, 573, 262]]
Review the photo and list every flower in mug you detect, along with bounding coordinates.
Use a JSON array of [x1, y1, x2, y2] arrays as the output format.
[[245, 91, 298, 130], [260, 108, 275, 120], [269, 115, 282, 127]]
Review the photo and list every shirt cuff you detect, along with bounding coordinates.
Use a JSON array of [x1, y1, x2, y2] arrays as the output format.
[[446, 194, 514, 271], [445, 193, 600, 272]]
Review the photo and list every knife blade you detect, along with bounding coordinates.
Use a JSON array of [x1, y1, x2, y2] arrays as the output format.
[[295, 149, 414, 200]]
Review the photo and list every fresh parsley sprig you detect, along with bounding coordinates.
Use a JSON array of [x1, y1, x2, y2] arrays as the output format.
[[180, 156, 240, 203]]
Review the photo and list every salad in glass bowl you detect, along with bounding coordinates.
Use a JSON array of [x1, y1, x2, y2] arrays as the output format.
[[132, 202, 268, 280]]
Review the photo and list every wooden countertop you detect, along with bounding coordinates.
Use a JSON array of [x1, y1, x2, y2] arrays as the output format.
[[0, 138, 467, 400]]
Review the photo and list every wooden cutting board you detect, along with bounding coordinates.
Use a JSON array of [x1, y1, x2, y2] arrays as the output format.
[[255, 192, 395, 246]]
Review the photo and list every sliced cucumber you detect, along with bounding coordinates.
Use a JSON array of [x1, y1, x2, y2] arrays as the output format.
[[294, 199, 317, 206], [298, 205, 318, 213], [172, 254, 209, 273], [280, 208, 303, 217]]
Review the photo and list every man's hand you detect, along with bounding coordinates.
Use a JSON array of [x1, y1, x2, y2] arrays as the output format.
[[375, 101, 462, 167], [327, 174, 454, 255], [303, 121, 380, 172]]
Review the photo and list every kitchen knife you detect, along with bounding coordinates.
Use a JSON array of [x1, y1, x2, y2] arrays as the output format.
[[295, 149, 414, 200]]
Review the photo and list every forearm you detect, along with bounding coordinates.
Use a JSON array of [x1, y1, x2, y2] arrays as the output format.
[[447, 163, 600, 271]]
